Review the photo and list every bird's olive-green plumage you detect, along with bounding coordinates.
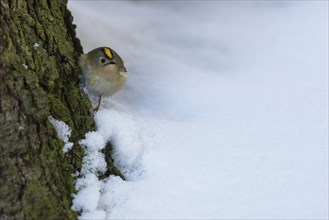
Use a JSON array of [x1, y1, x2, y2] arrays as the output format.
[[79, 47, 127, 111]]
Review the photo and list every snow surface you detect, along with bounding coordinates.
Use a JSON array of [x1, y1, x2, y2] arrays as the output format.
[[48, 116, 73, 153], [68, 1, 328, 219]]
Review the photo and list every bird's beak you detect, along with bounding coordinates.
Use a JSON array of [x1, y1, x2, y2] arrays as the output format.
[[119, 71, 127, 77]]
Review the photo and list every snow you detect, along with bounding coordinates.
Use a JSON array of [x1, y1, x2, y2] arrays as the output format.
[[94, 109, 144, 179], [48, 116, 73, 152], [72, 172, 106, 219], [68, 1, 328, 219], [22, 64, 28, 69], [33, 42, 39, 49]]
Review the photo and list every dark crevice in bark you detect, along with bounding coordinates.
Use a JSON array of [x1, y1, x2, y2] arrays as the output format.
[[100, 142, 125, 180]]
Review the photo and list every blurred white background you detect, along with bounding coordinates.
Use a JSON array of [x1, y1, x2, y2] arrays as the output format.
[[68, 1, 328, 219]]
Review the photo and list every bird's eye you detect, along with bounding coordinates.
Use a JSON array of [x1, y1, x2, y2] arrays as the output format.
[[100, 58, 106, 63]]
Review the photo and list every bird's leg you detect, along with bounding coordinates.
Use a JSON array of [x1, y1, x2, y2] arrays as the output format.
[[94, 95, 102, 112]]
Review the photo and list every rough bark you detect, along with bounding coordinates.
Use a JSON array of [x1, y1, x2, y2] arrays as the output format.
[[0, 0, 118, 219]]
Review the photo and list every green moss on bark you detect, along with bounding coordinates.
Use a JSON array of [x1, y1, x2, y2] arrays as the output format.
[[0, 0, 93, 219]]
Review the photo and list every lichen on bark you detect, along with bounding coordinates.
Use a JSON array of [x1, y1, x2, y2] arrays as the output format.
[[0, 0, 101, 219]]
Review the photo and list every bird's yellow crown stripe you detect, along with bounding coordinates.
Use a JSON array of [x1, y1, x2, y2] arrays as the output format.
[[104, 48, 113, 59]]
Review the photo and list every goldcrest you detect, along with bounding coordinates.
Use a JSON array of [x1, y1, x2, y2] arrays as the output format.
[[79, 47, 127, 112]]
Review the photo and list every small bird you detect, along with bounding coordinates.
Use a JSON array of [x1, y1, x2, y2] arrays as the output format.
[[79, 47, 127, 112]]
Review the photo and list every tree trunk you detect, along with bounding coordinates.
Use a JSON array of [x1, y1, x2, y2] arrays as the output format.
[[0, 0, 95, 219]]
